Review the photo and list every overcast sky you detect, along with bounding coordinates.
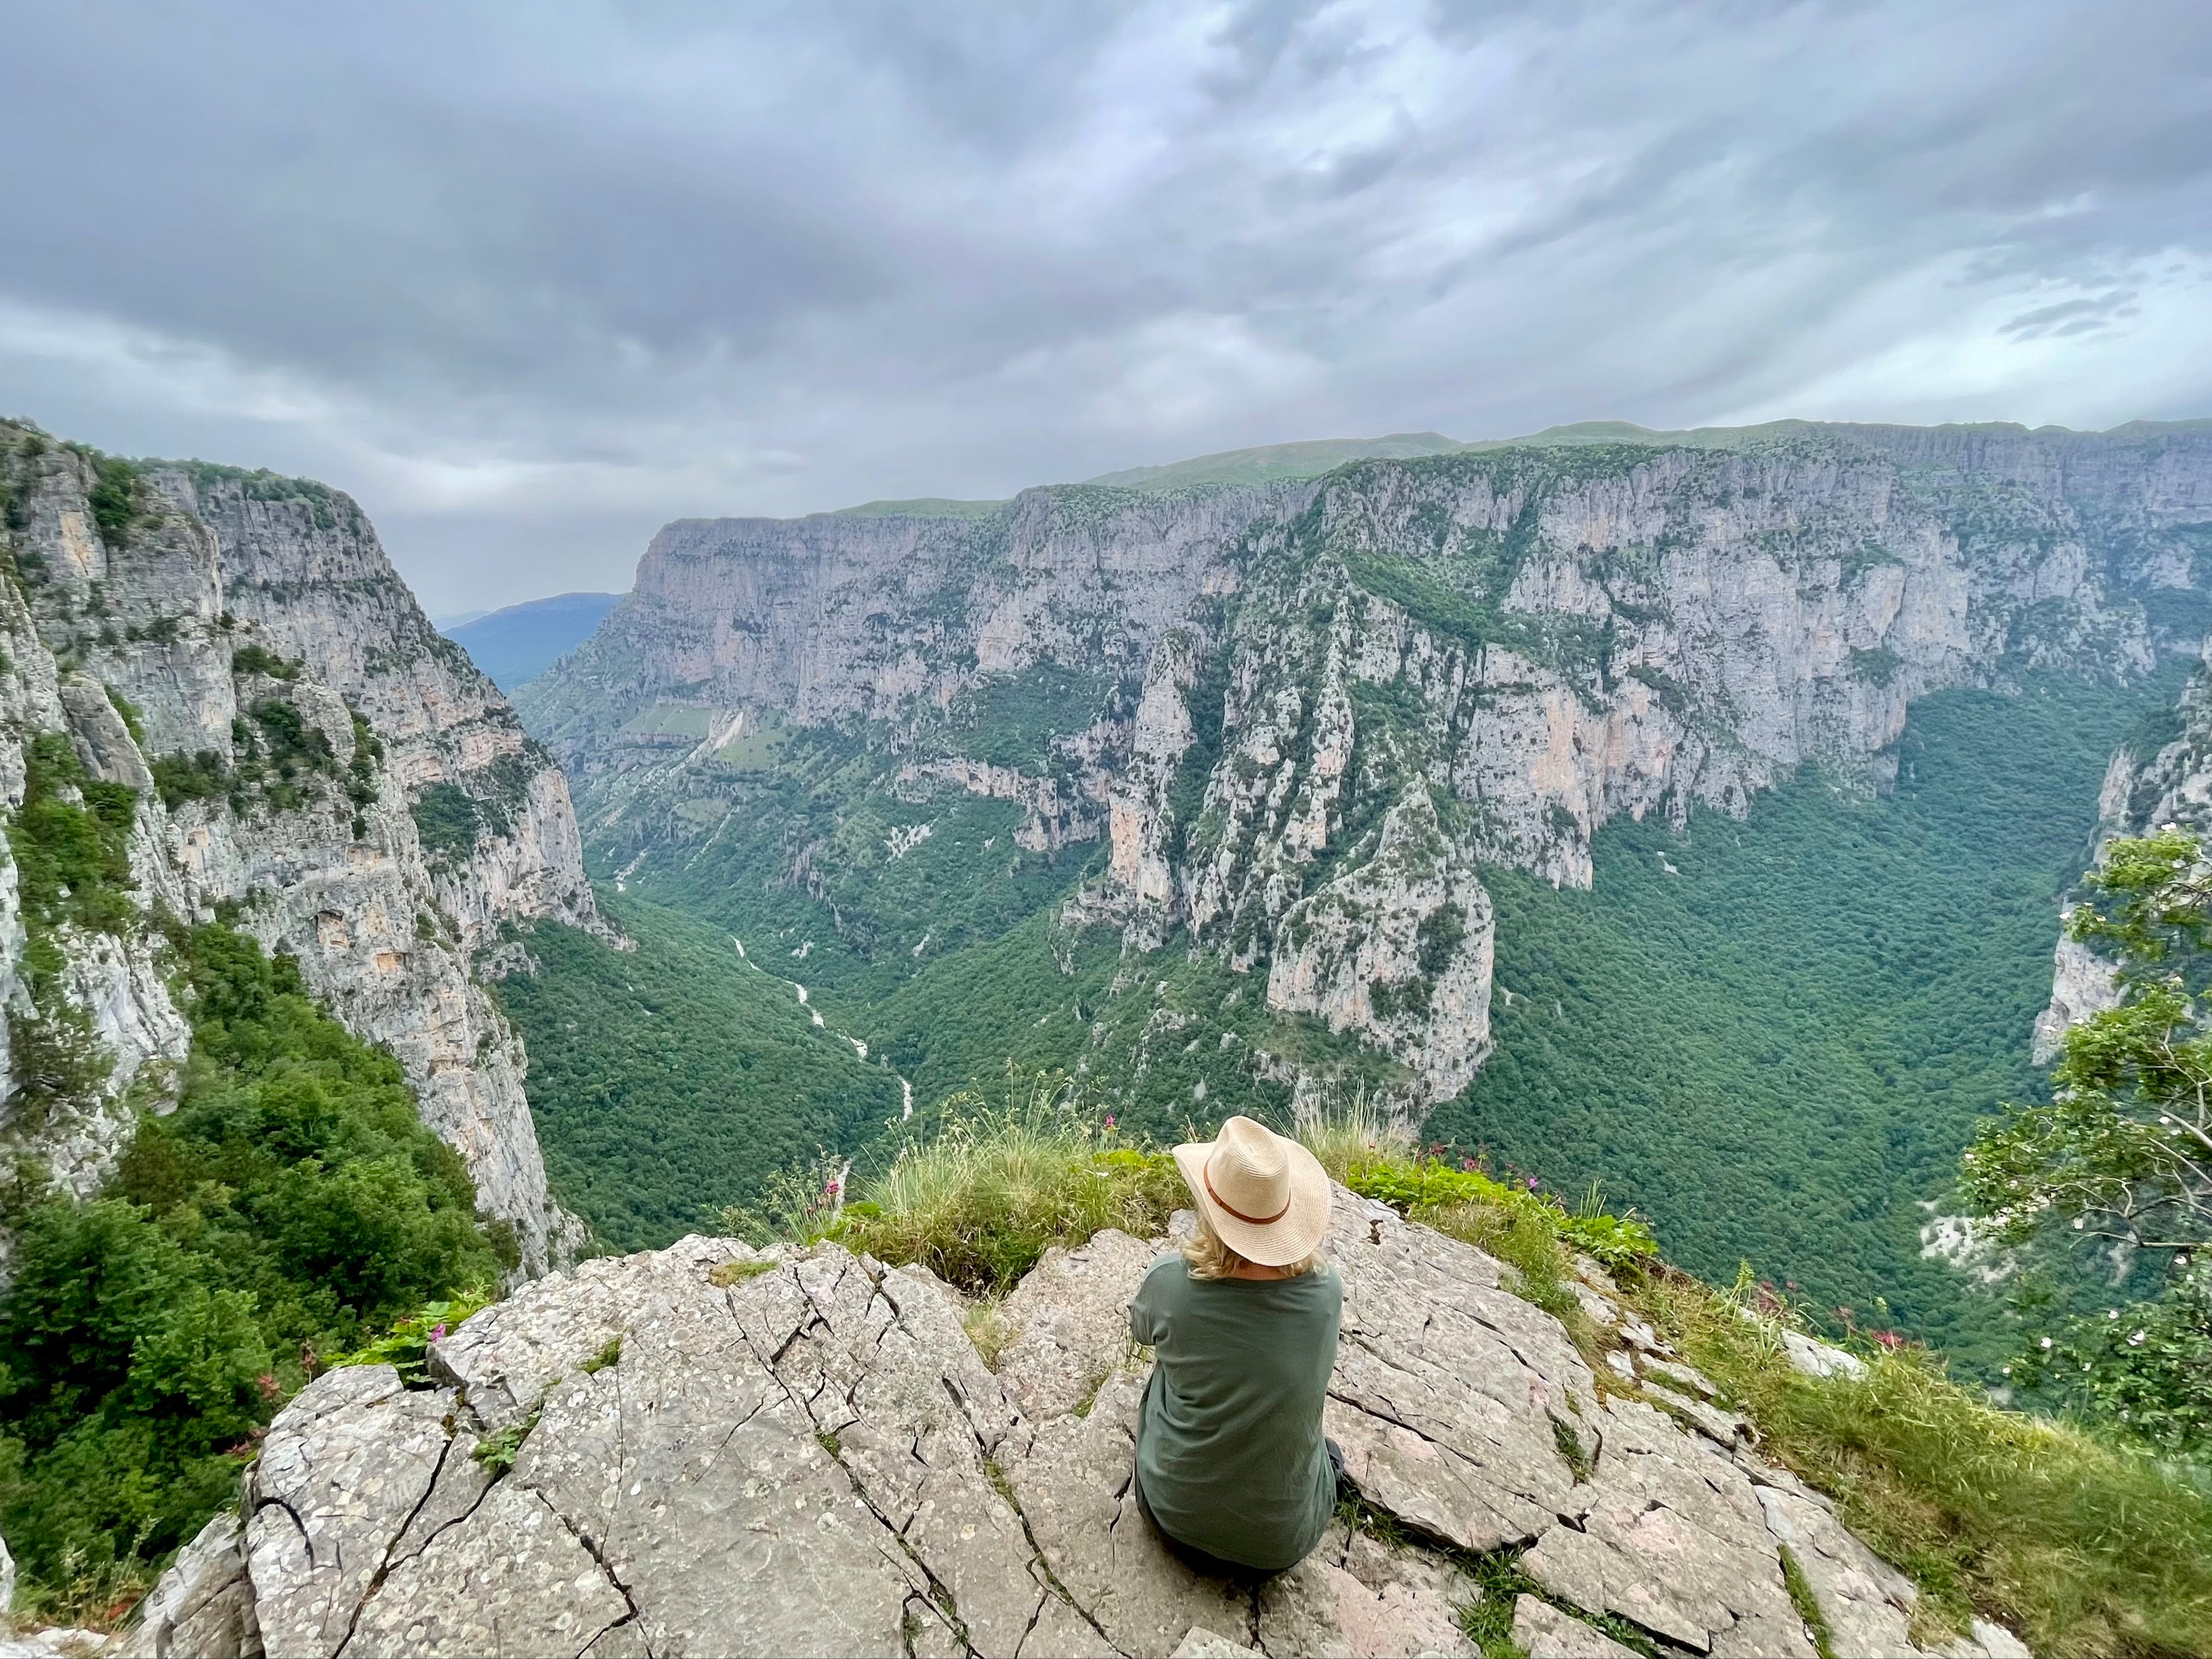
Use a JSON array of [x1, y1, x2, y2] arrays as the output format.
[[4, 1, 2208, 613]]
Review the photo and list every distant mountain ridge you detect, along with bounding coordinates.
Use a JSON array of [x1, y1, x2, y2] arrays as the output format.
[[447, 590, 623, 690], [806, 417, 2212, 513]]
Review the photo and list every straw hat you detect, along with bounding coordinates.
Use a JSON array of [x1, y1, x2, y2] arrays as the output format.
[[1172, 1116, 1333, 1267]]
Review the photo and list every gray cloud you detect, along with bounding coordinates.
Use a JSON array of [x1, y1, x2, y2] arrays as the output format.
[[2, 0, 2207, 610]]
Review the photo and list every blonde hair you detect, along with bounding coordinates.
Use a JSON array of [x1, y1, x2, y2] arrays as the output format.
[[1180, 1210, 1320, 1281]]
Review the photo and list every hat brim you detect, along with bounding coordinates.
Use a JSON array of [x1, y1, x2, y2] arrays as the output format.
[[1172, 1134, 1333, 1267]]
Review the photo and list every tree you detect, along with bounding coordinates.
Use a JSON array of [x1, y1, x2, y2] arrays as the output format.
[[1961, 828, 2212, 1450], [1963, 829, 2211, 1259]]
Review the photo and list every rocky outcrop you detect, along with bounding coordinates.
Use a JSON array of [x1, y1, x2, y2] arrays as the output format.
[[524, 422, 2212, 1108], [0, 424, 598, 1272], [126, 1192, 2031, 1659]]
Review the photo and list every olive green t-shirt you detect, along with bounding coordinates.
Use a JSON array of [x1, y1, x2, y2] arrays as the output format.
[[1128, 1251, 1342, 1572]]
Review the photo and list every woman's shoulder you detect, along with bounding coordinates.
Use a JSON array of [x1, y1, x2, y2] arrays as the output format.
[[1136, 1249, 1189, 1295]]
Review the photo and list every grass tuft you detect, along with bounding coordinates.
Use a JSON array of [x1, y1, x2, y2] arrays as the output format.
[[792, 1075, 1184, 1293], [962, 1296, 1013, 1367], [580, 1337, 622, 1375], [1781, 1545, 1836, 1659], [708, 1257, 777, 1287], [472, 1408, 540, 1476], [1628, 1267, 2212, 1657]]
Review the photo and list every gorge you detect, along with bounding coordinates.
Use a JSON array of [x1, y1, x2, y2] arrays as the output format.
[[5, 415, 2212, 1655], [508, 418, 2212, 1355]]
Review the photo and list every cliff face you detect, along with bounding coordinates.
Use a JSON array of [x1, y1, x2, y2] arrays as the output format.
[[0, 424, 598, 1273], [122, 1197, 2030, 1659], [524, 421, 2212, 1107]]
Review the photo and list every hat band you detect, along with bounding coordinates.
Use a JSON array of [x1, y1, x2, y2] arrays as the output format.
[[1204, 1162, 1292, 1226]]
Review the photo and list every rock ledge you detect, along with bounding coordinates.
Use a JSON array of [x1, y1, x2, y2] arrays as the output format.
[[123, 1192, 2031, 1659]]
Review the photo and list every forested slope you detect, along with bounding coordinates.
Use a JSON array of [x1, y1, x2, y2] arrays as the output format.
[[1435, 671, 2184, 1367], [491, 893, 899, 1251]]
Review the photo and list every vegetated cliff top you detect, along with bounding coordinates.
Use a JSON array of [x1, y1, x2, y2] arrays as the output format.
[[813, 415, 2212, 511]]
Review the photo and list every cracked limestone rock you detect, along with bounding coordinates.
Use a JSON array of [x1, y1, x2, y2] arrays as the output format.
[[127, 1193, 2031, 1659], [1510, 1596, 1641, 1659]]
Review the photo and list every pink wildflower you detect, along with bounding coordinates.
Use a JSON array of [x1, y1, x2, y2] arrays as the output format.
[[1104, 1114, 1117, 1130], [1526, 1176, 1539, 1192], [428, 1323, 447, 1344]]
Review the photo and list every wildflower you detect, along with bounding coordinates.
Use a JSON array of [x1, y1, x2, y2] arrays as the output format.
[[2000, 1365, 2012, 1375], [257, 1373, 280, 1401], [2177, 1254, 2191, 1268], [1461, 1158, 1477, 1172], [825, 1178, 842, 1196], [2108, 1309, 2120, 1319], [2073, 1218, 2085, 1230], [2129, 1330, 2146, 1346], [2040, 1335, 2054, 1349], [1526, 1176, 1539, 1192], [1103, 1114, 1116, 1131], [428, 1323, 447, 1344]]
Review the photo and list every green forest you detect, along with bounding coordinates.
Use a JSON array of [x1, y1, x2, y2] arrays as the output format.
[[491, 893, 901, 1252], [0, 922, 504, 1610], [514, 669, 2182, 1373], [1430, 672, 2185, 1369]]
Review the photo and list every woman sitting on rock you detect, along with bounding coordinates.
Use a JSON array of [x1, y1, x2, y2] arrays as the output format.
[[1129, 1114, 1344, 1577]]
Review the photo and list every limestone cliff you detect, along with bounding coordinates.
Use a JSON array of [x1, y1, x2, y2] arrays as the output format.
[[121, 1194, 2032, 1659], [523, 421, 2212, 1108], [0, 422, 598, 1273]]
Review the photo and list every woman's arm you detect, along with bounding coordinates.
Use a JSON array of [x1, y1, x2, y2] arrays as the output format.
[[1128, 1254, 1174, 1346]]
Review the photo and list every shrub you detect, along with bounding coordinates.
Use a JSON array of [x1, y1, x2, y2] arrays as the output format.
[[151, 751, 232, 811], [324, 1290, 495, 1387], [86, 456, 140, 546], [7, 732, 139, 968], [228, 642, 299, 681], [0, 923, 504, 1606], [103, 685, 146, 748], [411, 782, 482, 861]]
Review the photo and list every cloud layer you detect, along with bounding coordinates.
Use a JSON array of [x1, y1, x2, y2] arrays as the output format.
[[4, 1, 2208, 608]]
